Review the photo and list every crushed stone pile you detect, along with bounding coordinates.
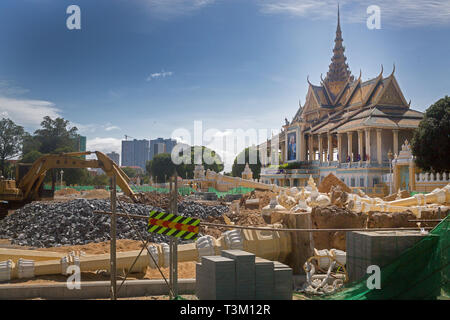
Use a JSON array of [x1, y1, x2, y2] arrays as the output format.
[[0, 199, 229, 248], [118, 192, 184, 211]]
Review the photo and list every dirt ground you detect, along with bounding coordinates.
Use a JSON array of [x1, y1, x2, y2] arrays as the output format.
[[0, 239, 197, 286]]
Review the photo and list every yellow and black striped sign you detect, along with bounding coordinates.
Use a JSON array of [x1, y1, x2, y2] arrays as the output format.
[[147, 210, 200, 240]]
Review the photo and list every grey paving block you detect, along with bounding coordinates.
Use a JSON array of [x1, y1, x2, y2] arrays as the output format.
[[254, 257, 274, 300], [273, 262, 293, 300], [221, 250, 256, 300], [347, 230, 427, 282], [197, 256, 236, 300]]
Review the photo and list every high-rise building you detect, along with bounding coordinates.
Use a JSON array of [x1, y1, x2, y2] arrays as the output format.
[[73, 135, 87, 158], [121, 139, 150, 169], [106, 151, 120, 166], [150, 138, 177, 160]]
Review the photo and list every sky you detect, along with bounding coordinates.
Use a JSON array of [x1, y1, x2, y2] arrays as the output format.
[[0, 0, 449, 171]]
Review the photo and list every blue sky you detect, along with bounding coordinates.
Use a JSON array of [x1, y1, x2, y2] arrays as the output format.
[[0, 0, 449, 170]]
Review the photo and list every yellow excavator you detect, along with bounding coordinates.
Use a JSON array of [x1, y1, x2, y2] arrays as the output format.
[[0, 151, 137, 219]]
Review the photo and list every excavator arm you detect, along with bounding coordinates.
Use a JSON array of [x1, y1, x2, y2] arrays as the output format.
[[17, 151, 137, 202]]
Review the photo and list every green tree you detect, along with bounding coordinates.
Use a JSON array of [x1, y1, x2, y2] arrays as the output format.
[[412, 96, 450, 172], [92, 174, 109, 186], [21, 116, 88, 185], [21, 150, 43, 163], [176, 145, 224, 179], [147, 153, 177, 183], [0, 118, 25, 176], [63, 168, 92, 186], [122, 166, 138, 178], [33, 116, 78, 154], [231, 146, 262, 179]]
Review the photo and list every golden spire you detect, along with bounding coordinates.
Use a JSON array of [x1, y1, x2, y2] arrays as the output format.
[[325, 4, 354, 83]]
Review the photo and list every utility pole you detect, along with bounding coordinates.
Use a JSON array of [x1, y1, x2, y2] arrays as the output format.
[[110, 175, 117, 300], [169, 174, 178, 299]]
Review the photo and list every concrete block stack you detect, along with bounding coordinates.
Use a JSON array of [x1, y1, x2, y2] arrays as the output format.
[[196, 250, 293, 300], [273, 261, 293, 300], [196, 256, 236, 300], [222, 250, 255, 299], [346, 230, 427, 282], [254, 257, 274, 300]]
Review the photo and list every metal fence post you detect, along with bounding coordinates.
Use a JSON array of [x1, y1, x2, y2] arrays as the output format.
[[110, 175, 117, 300]]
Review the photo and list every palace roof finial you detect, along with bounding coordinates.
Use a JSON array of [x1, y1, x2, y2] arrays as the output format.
[[324, 4, 354, 84]]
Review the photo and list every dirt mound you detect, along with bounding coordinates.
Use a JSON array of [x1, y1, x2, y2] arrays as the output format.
[[311, 206, 366, 250], [201, 209, 267, 238], [368, 208, 449, 229], [239, 190, 277, 209], [318, 173, 351, 194], [81, 189, 110, 199], [55, 188, 81, 196]]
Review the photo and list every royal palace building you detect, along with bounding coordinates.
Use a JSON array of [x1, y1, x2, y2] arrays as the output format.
[[259, 9, 424, 196]]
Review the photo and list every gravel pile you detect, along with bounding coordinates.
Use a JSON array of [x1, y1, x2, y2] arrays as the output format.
[[0, 199, 229, 248]]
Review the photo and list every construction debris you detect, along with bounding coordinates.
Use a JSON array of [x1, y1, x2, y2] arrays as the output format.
[[318, 173, 351, 194]]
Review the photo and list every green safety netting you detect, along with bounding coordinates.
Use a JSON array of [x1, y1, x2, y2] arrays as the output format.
[[321, 215, 449, 300], [207, 186, 254, 198], [44, 185, 95, 191]]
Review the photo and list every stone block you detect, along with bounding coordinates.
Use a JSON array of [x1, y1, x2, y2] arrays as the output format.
[[254, 257, 274, 300], [221, 250, 256, 300], [197, 256, 236, 300], [346, 230, 427, 283]]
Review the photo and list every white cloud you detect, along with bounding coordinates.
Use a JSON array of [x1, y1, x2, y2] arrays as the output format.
[[105, 125, 121, 131], [259, 0, 450, 27], [145, 0, 215, 19], [74, 122, 121, 135], [0, 96, 62, 128], [0, 80, 30, 96], [86, 137, 122, 154], [146, 71, 174, 81]]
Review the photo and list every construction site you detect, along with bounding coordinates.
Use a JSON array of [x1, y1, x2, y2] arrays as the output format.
[[0, 1, 449, 307], [0, 150, 448, 300]]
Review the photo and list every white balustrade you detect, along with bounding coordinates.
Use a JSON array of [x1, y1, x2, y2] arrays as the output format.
[[416, 171, 450, 183]]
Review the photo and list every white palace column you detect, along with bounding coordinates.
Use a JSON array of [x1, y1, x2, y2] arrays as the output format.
[[393, 129, 399, 156], [337, 133, 343, 163], [327, 132, 333, 162], [365, 128, 371, 162], [300, 130, 306, 161], [376, 128, 382, 165], [357, 130, 363, 163], [347, 131, 353, 162], [308, 134, 314, 161], [318, 134, 324, 162]]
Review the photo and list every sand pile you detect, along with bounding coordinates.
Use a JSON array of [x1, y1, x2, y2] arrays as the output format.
[[55, 188, 81, 196], [81, 189, 110, 199], [318, 173, 352, 194]]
